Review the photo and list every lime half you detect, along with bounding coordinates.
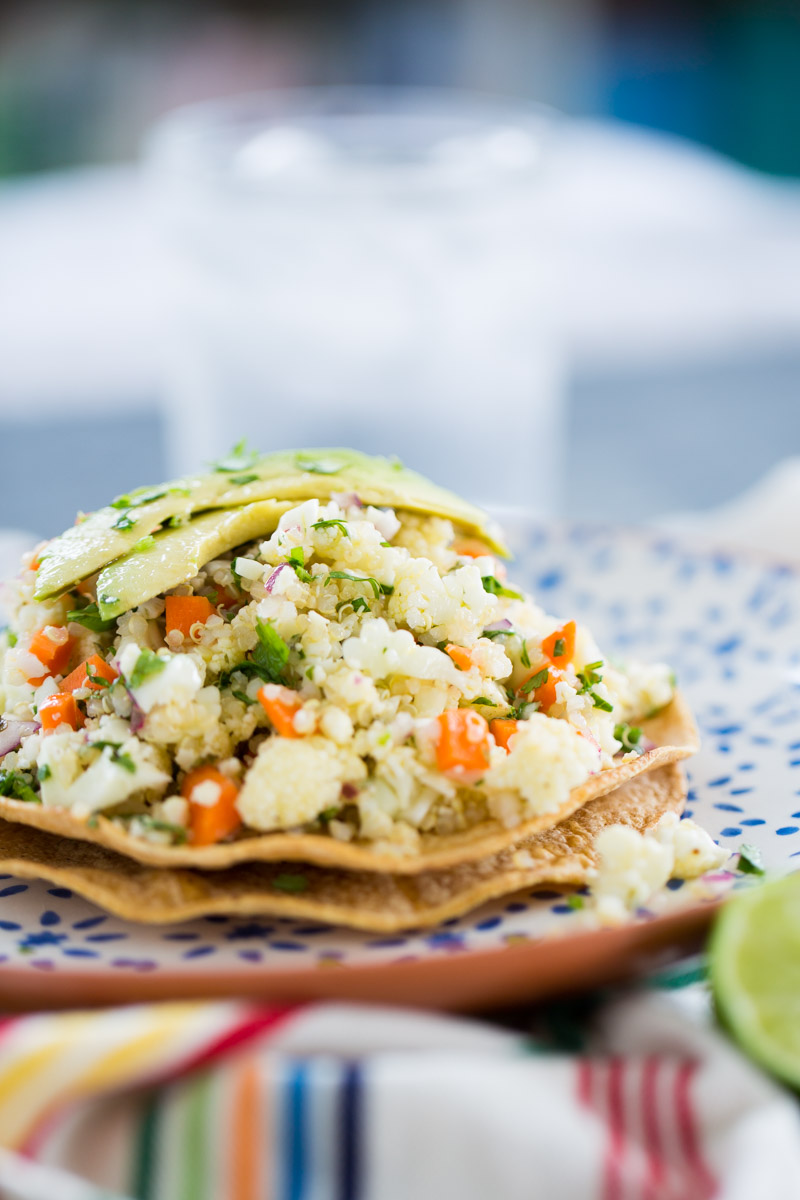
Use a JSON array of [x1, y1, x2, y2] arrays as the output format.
[[709, 873, 800, 1088]]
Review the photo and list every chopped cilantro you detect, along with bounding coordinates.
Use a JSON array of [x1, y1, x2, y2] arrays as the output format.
[[335, 596, 370, 614], [566, 894, 584, 910], [614, 723, 643, 753], [576, 661, 612, 711], [473, 697, 494, 705], [66, 603, 116, 634], [737, 843, 765, 875], [91, 741, 137, 772], [380, 541, 392, 547], [138, 815, 188, 843], [110, 494, 131, 510], [294, 455, 342, 475], [130, 535, 156, 555], [272, 873, 309, 893], [112, 511, 137, 532], [128, 648, 166, 689], [312, 519, 349, 537], [0, 769, 39, 804], [253, 619, 290, 684], [481, 576, 523, 601], [166, 514, 186, 529], [481, 627, 516, 640], [521, 668, 549, 695], [553, 638, 566, 658], [37, 764, 51, 782], [232, 690, 256, 706], [319, 806, 340, 822], [212, 439, 260, 473], [328, 570, 393, 598], [229, 473, 259, 486], [590, 694, 614, 712], [286, 547, 313, 583], [6, 631, 17, 648], [520, 641, 531, 668], [85, 662, 112, 689]]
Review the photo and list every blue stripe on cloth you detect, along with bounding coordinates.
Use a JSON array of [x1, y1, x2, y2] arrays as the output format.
[[338, 1062, 362, 1200], [285, 1062, 308, 1200]]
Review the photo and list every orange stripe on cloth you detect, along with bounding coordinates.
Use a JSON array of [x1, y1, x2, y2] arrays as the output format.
[[231, 1059, 264, 1200]]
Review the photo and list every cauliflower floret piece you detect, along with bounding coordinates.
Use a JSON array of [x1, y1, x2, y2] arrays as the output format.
[[482, 713, 601, 825], [591, 824, 674, 921], [652, 813, 730, 877], [342, 618, 465, 689], [117, 644, 204, 714], [237, 735, 366, 831], [38, 720, 170, 816]]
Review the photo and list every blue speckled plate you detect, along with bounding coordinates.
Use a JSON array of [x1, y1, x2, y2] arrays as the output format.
[[1, 519, 797, 1009]]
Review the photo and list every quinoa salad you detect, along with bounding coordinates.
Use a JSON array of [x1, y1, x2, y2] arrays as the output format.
[[0, 456, 678, 858]]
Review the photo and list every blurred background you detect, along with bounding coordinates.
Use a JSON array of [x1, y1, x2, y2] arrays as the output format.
[[1, 0, 800, 538]]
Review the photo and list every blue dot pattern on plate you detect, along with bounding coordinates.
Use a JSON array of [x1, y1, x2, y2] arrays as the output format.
[[0, 521, 795, 973]]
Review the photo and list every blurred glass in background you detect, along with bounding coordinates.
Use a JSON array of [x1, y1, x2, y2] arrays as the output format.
[[0, 0, 799, 537], [148, 89, 561, 505]]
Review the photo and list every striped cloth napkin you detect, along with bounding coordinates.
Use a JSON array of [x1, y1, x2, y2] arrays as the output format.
[[1, 975, 799, 1200]]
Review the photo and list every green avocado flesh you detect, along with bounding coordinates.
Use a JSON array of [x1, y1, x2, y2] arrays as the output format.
[[96, 500, 293, 620], [35, 448, 508, 617]]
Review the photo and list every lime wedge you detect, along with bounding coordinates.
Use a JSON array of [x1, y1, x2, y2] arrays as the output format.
[[709, 873, 800, 1087]]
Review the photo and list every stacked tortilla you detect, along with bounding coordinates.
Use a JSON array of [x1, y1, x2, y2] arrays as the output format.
[[0, 450, 698, 930]]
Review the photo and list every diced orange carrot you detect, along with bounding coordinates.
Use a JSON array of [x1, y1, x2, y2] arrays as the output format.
[[27, 627, 74, 684], [40, 692, 82, 734], [445, 644, 475, 672], [258, 684, 302, 737], [490, 718, 519, 751], [541, 620, 576, 667], [453, 538, 492, 558], [436, 709, 491, 776], [165, 595, 216, 639], [519, 666, 563, 713], [61, 654, 118, 694], [182, 765, 242, 846]]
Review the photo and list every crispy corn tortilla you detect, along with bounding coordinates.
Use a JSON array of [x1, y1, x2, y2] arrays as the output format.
[[0, 694, 697, 876], [0, 763, 687, 931]]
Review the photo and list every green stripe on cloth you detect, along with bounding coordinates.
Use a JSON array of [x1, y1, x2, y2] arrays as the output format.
[[132, 1091, 159, 1200], [180, 1073, 214, 1200]]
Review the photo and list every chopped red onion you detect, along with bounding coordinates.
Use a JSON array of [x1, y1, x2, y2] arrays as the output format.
[[341, 782, 359, 799], [0, 719, 39, 757], [128, 693, 146, 733], [484, 619, 514, 632], [332, 492, 363, 509], [265, 563, 289, 594]]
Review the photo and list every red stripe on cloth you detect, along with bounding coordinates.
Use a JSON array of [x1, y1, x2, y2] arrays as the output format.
[[176, 1006, 303, 1078], [641, 1057, 667, 1200], [21, 1005, 304, 1160], [675, 1061, 717, 1200], [602, 1059, 626, 1200]]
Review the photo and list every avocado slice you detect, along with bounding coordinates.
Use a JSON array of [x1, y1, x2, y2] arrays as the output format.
[[35, 448, 507, 606], [96, 499, 294, 620]]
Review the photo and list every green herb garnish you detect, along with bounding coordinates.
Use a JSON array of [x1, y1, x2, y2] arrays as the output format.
[[272, 873, 309, 893], [0, 770, 39, 804], [319, 807, 340, 822], [6, 631, 17, 648], [566, 894, 584, 910], [85, 662, 113, 689], [576, 661, 613, 711], [614, 723, 643, 753], [473, 697, 494, 705], [553, 638, 566, 658], [294, 455, 342, 475], [90, 741, 136, 772], [737, 844, 765, 876], [481, 628, 516, 640], [520, 642, 531, 668], [232, 690, 256, 706], [229, 474, 259, 486], [138, 816, 188, 843], [37, 764, 51, 782], [66, 603, 117, 634], [312, 519, 349, 537], [128, 648, 167, 689], [112, 512, 137, 532], [521, 668, 549, 695], [335, 596, 371, 614], [212, 439, 260, 474], [130, 535, 156, 555], [328, 570, 393, 598], [253, 619, 290, 684], [286, 547, 313, 583], [481, 576, 523, 601]]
